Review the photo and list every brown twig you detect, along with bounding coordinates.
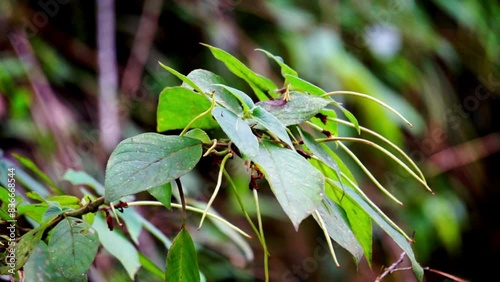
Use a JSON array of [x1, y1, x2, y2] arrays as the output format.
[[426, 133, 500, 176], [175, 178, 187, 228], [97, 0, 121, 153], [375, 252, 406, 282], [424, 267, 470, 282], [42, 196, 105, 239], [374, 251, 471, 282]]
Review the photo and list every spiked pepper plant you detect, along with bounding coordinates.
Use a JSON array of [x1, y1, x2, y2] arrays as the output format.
[[0, 44, 432, 281]]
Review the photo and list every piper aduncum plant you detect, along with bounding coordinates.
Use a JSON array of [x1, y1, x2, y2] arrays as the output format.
[[0, 44, 432, 282]]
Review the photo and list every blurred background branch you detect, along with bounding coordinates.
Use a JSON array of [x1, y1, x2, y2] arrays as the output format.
[[97, 0, 121, 153]]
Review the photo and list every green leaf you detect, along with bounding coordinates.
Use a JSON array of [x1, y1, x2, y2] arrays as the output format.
[[12, 153, 59, 192], [298, 128, 343, 190], [157, 87, 218, 132], [331, 101, 361, 134], [253, 140, 324, 230], [212, 84, 255, 113], [184, 69, 242, 115], [148, 182, 172, 209], [322, 144, 358, 185], [184, 129, 211, 143], [0, 187, 12, 220], [17, 203, 48, 223], [202, 43, 277, 101], [47, 195, 81, 208], [42, 202, 63, 222], [165, 228, 200, 282], [139, 252, 165, 280], [118, 208, 143, 245], [312, 158, 372, 264], [0, 223, 48, 274], [327, 176, 422, 279], [255, 49, 298, 77], [26, 191, 47, 203], [159, 62, 204, 94], [0, 154, 50, 197], [24, 241, 70, 282], [313, 198, 364, 263], [105, 133, 202, 203], [252, 106, 294, 149], [256, 92, 330, 126], [284, 74, 325, 96], [93, 215, 141, 280], [47, 217, 99, 281], [63, 169, 105, 196], [212, 107, 259, 159]]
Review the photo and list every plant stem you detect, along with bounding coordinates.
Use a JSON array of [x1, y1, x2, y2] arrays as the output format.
[[253, 189, 269, 282], [325, 177, 412, 242], [175, 178, 187, 227], [180, 92, 216, 136], [337, 142, 403, 205], [317, 137, 432, 193], [314, 209, 339, 267], [202, 139, 218, 157], [321, 91, 413, 128], [223, 170, 267, 251], [127, 200, 251, 238], [198, 153, 233, 229], [43, 196, 105, 238], [329, 117, 426, 182]]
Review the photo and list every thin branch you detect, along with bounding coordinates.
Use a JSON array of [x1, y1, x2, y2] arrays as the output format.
[[121, 0, 163, 96], [424, 267, 470, 282], [42, 196, 105, 239], [253, 189, 269, 282], [175, 178, 186, 227], [322, 91, 413, 128], [127, 201, 251, 238], [198, 153, 233, 229], [97, 0, 121, 152], [375, 252, 406, 281]]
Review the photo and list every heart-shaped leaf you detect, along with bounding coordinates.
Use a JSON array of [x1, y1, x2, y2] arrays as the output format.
[[48, 217, 99, 281], [253, 140, 324, 230], [105, 133, 202, 202], [24, 241, 69, 282]]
